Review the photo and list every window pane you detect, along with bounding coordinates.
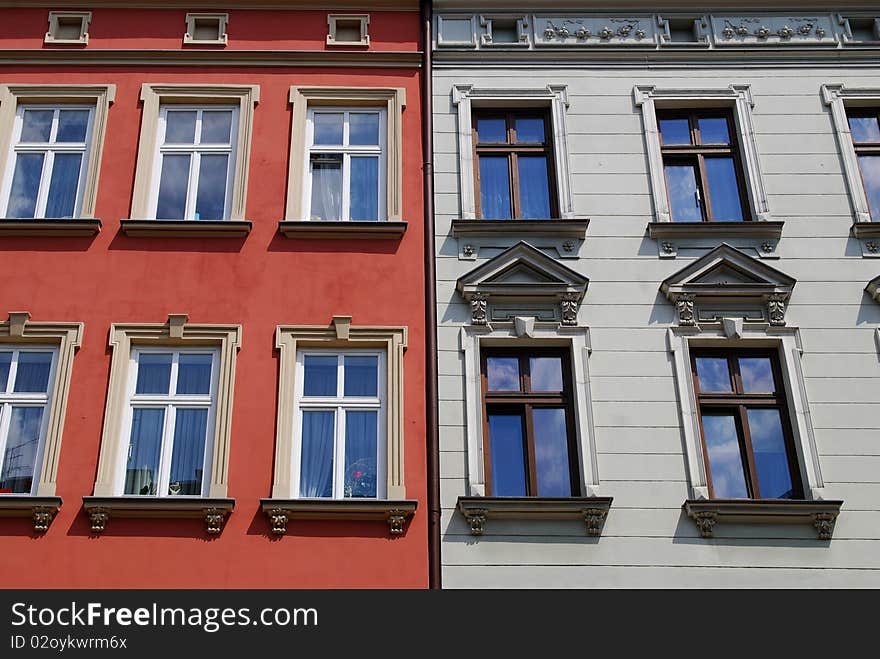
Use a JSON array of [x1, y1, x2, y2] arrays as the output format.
[[849, 115, 880, 143], [530, 357, 563, 392], [739, 357, 774, 393], [695, 357, 732, 393], [858, 155, 880, 220], [659, 117, 691, 145], [303, 355, 337, 397], [747, 408, 794, 499], [479, 156, 512, 219], [7, 153, 44, 219], [476, 117, 506, 143], [698, 117, 730, 144], [176, 353, 213, 395], [195, 154, 228, 220], [168, 408, 208, 495], [665, 164, 702, 222], [488, 414, 527, 496], [13, 352, 52, 393], [344, 410, 377, 498], [200, 110, 233, 144], [45, 153, 82, 218], [487, 357, 520, 391], [515, 117, 545, 143], [703, 413, 748, 498], [532, 408, 571, 497], [135, 353, 172, 395], [517, 156, 552, 219], [156, 154, 191, 219], [344, 355, 378, 397], [309, 155, 342, 220], [0, 352, 10, 391], [164, 111, 197, 144], [349, 113, 380, 146], [0, 407, 43, 493], [313, 113, 344, 145], [56, 110, 89, 143], [350, 156, 379, 221], [124, 408, 164, 495], [705, 157, 744, 221], [299, 410, 335, 497], [20, 109, 53, 142]]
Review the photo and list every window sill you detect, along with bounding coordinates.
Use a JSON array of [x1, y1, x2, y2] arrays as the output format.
[[82, 496, 235, 535], [452, 219, 589, 239], [851, 222, 880, 240], [0, 495, 62, 533], [648, 221, 784, 240], [457, 496, 613, 536], [683, 499, 844, 540], [277, 221, 407, 240], [260, 498, 418, 536], [119, 219, 252, 238], [0, 218, 102, 236]]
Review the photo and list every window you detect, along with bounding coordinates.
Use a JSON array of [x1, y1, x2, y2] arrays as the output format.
[[326, 14, 369, 47], [304, 109, 386, 221], [657, 109, 747, 222], [473, 110, 557, 220], [845, 108, 880, 221], [44, 11, 90, 45]]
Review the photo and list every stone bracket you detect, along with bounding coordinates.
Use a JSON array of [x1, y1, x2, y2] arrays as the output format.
[[0, 496, 63, 533], [683, 499, 844, 539], [457, 496, 613, 536], [82, 496, 235, 536], [260, 499, 418, 537]]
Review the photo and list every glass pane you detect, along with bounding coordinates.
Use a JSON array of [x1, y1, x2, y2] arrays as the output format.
[[344, 410, 377, 498], [705, 157, 744, 221], [176, 353, 213, 395], [344, 355, 378, 397], [488, 414, 526, 496], [659, 118, 691, 145], [530, 357, 563, 392], [200, 110, 233, 144], [164, 111, 197, 144], [135, 353, 172, 395], [533, 408, 571, 497], [349, 113, 380, 146], [858, 155, 880, 221], [168, 408, 208, 495], [479, 156, 512, 219], [7, 153, 44, 219], [442, 18, 473, 42], [194, 154, 228, 220], [303, 355, 337, 397], [309, 155, 342, 220], [56, 110, 89, 143], [487, 357, 520, 391], [156, 154, 191, 220], [849, 115, 880, 143], [45, 153, 82, 218], [515, 117, 545, 143], [518, 156, 552, 219], [748, 408, 794, 499], [665, 164, 702, 222], [0, 407, 43, 494], [476, 117, 506, 143], [20, 109, 53, 142], [124, 408, 164, 495], [739, 357, 775, 393], [350, 156, 379, 221], [313, 113, 344, 145], [703, 413, 748, 498], [695, 357, 733, 393], [698, 117, 730, 144], [13, 352, 52, 393], [0, 352, 10, 391], [299, 410, 335, 497]]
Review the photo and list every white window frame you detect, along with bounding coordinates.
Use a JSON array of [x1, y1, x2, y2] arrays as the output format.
[[116, 347, 220, 497], [303, 107, 387, 222], [148, 105, 239, 221], [0, 347, 58, 496], [292, 349, 387, 499], [0, 105, 94, 219]]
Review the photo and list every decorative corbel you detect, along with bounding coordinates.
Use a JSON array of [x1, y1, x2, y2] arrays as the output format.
[[268, 508, 289, 535], [32, 507, 56, 533], [204, 508, 226, 535], [767, 293, 787, 326], [692, 510, 717, 538], [470, 294, 488, 325], [386, 509, 409, 536], [676, 294, 696, 326], [583, 508, 608, 536], [464, 508, 488, 536], [89, 508, 109, 534], [560, 293, 579, 326], [813, 512, 838, 540]]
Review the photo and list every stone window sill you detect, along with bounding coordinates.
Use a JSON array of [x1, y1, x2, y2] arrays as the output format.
[[119, 219, 252, 238], [0, 218, 102, 236], [648, 221, 784, 240], [277, 220, 407, 240], [82, 496, 235, 535], [451, 219, 589, 239], [457, 496, 613, 536], [260, 498, 418, 536], [0, 495, 63, 533], [683, 498, 844, 539]]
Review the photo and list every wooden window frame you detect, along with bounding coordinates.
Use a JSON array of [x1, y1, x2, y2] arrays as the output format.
[[846, 107, 880, 221], [479, 347, 578, 497], [690, 348, 803, 500], [472, 109, 559, 220]]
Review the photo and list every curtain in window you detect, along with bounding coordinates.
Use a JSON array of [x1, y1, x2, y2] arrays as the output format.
[[176, 354, 212, 395], [299, 410, 334, 497], [168, 408, 208, 495], [13, 352, 52, 393], [45, 153, 82, 218], [350, 156, 379, 221], [0, 406, 43, 493], [125, 408, 165, 495], [343, 410, 377, 498], [310, 159, 342, 221]]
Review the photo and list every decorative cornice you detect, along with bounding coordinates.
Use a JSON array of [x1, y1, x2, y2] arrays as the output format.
[[457, 496, 613, 536], [259, 499, 418, 537], [683, 499, 844, 539]]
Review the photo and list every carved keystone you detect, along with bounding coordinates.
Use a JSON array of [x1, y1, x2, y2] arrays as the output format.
[[693, 511, 717, 538], [464, 509, 488, 536], [8, 311, 30, 337], [89, 508, 109, 534]]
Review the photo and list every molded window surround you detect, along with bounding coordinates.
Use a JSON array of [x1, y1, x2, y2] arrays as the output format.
[[44, 11, 91, 45], [184, 13, 229, 46]]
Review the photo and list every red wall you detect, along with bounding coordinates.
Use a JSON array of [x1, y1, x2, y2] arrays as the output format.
[[0, 8, 427, 588]]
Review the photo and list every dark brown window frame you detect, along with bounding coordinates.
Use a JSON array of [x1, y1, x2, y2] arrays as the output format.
[[472, 109, 559, 220], [846, 107, 880, 221], [690, 348, 804, 500], [658, 108, 751, 222], [480, 347, 579, 497]]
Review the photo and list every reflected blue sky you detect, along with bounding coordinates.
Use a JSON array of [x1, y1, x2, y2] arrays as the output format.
[[489, 414, 526, 496], [533, 408, 570, 496], [747, 408, 793, 498], [703, 414, 748, 498], [695, 357, 732, 392], [739, 358, 774, 393], [487, 357, 519, 391]]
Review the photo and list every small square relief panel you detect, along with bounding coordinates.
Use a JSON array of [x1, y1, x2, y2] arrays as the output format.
[[45, 12, 91, 45], [184, 13, 229, 46], [327, 14, 370, 47]]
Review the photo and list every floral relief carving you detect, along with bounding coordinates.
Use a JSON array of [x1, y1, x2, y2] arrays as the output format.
[[560, 293, 579, 326], [540, 17, 650, 43], [676, 294, 696, 326], [767, 293, 787, 326], [470, 293, 488, 325]]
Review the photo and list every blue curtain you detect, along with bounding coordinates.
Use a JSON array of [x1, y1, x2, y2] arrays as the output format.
[[13, 352, 52, 393], [0, 406, 43, 494], [350, 156, 379, 221], [303, 356, 337, 397], [45, 153, 82, 218], [169, 408, 208, 495], [135, 354, 172, 395], [176, 354, 212, 395], [299, 411, 335, 497], [124, 408, 165, 495]]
